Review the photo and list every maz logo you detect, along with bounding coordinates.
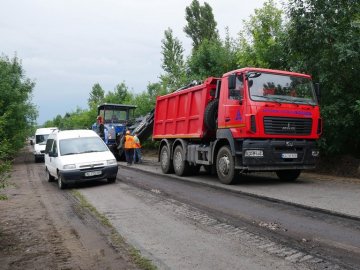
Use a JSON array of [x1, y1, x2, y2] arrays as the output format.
[[282, 123, 296, 131]]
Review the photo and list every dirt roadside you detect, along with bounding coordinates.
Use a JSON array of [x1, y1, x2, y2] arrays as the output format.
[[0, 147, 143, 270]]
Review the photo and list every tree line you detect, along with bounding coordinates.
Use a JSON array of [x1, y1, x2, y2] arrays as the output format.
[[0, 55, 37, 195]]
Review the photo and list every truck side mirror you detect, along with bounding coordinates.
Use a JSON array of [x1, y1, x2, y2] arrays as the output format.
[[228, 74, 236, 90], [314, 83, 320, 103], [215, 79, 221, 99]]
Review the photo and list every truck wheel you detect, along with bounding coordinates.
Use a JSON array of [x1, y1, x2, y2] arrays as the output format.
[[276, 169, 301, 181], [173, 145, 190, 176], [204, 99, 219, 131], [216, 146, 236, 184], [160, 145, 174, 174]]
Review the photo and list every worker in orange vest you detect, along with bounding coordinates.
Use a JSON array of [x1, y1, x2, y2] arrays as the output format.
[[133, 132, 142, 163], [124, 130, 135, 165]]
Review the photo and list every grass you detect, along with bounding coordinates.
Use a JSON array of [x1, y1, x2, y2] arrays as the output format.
[[71, 189, 157, 270]]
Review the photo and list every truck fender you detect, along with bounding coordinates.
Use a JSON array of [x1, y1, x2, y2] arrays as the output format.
[[172, 139, 188, 157], [158, 139, 174, 161], [214, 129, 236, 156]]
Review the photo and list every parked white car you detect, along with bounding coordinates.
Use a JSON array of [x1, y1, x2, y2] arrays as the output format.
[[44, 129, 118, 189], [34, 127, 58, 162]]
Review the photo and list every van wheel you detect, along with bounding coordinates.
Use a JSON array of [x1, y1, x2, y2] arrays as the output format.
[[216, 146, 236, 184], [173, 145, 190, 176], [204, 99, 219, 131], [58, 174, 67, 189], [276, 170, 301, 181], [160, 145, 174, 174], [107, 177, 116, 183], [46, 168, 55, 182]]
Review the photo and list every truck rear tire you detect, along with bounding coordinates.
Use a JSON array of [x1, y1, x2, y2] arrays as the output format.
[[173, 145, 190, 176], [204, 99, 219, 131], [216, 145, 236, 184], [276, 169, 301, 181], [160, 145, 174, 174]]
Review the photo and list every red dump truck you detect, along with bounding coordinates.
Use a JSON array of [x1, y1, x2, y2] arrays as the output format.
[[153, 67, 322, 184]]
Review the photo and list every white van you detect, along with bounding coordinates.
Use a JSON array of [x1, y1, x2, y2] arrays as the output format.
[[34, 127, 58, 162], [44, 129, 118, 189]]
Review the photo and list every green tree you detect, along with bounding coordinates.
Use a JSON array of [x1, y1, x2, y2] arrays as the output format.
[[188, 30, 239, 79], [88, 83, 105, 109], [105, 82, 133, 104], [184, 0, 219, 50], [160, 28, 187, 90], [237, 0, 286, 69], [0, 55, 37, 193], [0, 55, 37, 152], [286, 0, 360, 154]]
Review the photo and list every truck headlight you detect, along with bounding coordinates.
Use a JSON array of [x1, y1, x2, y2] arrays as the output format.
[[107, 159, 117, 165], [245, 150, 264, 157], [63, 164, 76, 170]]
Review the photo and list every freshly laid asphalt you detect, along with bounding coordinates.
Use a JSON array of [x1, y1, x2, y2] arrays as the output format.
[[118, 158, 360, 220]]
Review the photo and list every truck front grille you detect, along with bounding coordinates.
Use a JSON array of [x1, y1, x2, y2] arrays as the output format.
[[264, 117, 312, 135]]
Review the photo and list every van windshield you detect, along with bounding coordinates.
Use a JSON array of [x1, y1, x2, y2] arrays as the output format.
[[59, 137, 109, 156]]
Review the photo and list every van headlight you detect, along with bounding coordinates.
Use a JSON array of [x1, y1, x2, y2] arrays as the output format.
[[244, 150, 264, 158], [107, 159, 117, 165], [63, 164, 76, 170]]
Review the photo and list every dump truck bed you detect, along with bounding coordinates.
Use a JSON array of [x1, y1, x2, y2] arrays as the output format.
[[153, 78, 218, 140]]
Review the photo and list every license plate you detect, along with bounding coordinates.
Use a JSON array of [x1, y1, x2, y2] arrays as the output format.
[[281, 153, 298, 159], [85, 170, 102, 177]]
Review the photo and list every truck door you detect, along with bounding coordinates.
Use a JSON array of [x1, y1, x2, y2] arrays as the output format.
[[223, 74, 245, 133]]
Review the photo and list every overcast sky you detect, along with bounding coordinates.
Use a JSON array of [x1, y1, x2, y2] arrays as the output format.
[[1, 0, 269, 124]]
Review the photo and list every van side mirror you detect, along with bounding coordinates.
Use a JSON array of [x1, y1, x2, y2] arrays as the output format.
[[228, 74, 236, 90], [314, 83, 320, 103], [49, 151, 58, 157]]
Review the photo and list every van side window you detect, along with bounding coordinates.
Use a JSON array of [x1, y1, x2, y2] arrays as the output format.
[[45, 139, 54, 154], [52, 141, 58, 156]]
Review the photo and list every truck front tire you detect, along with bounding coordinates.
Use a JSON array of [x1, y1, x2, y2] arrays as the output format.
[[216, 145, 236, 184], [160, 145, 174, 174]]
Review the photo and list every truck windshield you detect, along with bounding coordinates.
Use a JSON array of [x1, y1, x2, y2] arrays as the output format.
[[100, 109, 127, 123], [248, 72, 317, 105]]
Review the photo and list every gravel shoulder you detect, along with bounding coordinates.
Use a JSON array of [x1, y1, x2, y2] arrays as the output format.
[[0, 147, 141, 270]]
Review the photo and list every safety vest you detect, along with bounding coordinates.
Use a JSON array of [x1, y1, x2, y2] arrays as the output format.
[[124, 135, 135, 149], [134, 136, 141, 148]]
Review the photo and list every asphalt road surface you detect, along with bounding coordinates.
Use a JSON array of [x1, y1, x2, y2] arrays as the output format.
[[79, 162, 360, 270]]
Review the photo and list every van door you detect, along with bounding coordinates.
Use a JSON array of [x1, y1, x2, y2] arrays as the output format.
[[48, 140, 59, 177]]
